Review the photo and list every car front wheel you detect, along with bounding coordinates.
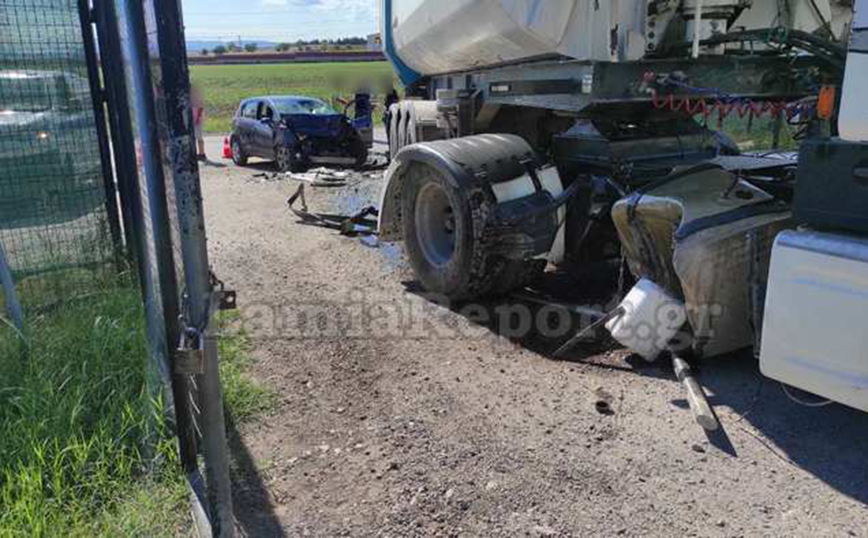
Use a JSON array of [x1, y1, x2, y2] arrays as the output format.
[[231, 137, 247, 166], [275, 144, 305, 173]]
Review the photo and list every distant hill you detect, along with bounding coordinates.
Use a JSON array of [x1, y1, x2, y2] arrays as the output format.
[[186, 40, 277, 52]]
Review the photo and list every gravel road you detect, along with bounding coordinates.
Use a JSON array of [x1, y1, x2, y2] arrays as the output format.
[[200, 135, 868, 537]]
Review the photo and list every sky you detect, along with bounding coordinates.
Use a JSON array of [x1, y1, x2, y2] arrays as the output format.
[[182, 0, 379, 43]]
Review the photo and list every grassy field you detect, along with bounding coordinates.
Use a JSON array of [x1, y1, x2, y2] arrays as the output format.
[[0, 272, 270, 536], [191, 61, 397, 133]]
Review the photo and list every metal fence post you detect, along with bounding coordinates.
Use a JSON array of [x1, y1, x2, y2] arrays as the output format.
[[92, 0, 142, 258], [151, 1, 235, 535], [107, 0, 199, 474], [0, 240, 23, 334], [77, 0, 124, 255]]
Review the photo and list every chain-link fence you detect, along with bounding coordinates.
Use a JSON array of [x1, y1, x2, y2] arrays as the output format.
[[1, 1, 234, 535], [0, 0, 120, 303]]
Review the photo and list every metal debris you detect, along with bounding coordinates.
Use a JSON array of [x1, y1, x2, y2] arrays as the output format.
[[672, 356, 719, 432], [594, 387, 615, 415], [251, 164, 386, 186], [287, 183, 379, 236], [288, 167, 351, 186]]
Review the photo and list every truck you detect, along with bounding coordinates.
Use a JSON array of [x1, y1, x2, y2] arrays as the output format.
[[375, 0, 867, 421]]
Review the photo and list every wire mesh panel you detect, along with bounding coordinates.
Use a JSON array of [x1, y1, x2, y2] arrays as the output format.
[[0, 0, 114, 298]]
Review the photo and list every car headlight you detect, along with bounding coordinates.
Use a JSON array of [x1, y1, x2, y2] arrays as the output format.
[[36, 130, 50, 140]]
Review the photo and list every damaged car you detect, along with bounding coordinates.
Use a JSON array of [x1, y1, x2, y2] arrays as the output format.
[[230, 95, 368, 173]]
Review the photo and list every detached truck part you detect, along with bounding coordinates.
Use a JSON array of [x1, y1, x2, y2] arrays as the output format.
[[377, 0, 867, 413]]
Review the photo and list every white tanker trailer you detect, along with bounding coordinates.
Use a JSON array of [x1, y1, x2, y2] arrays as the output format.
[[374, 0, 867, 419], [382, 0, 851, 85]]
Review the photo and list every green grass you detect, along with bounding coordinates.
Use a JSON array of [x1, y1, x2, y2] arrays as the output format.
[[0, 282, 189, 537], [217, 311, 276, 424], [717, 113, 803, 152], [0, 273, 271, 537], [191, 61, 397, 133]]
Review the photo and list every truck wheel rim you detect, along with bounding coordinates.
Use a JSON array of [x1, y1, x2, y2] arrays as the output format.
[[232, 141, 241, 160], [415, 182, 455, 267]]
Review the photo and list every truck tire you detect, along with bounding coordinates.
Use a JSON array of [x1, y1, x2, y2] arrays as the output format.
[[397, 103, 410, 153], [401, 163, 544, 301], [390, 101, 441, 160], [388, 104, 400, 159]]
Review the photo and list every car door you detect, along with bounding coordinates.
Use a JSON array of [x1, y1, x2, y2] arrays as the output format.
[[234, 100, 259, 156], [252, 101, 277, 158]]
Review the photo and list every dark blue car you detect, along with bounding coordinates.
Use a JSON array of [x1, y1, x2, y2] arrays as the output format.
[[230, 95, 368, 173]]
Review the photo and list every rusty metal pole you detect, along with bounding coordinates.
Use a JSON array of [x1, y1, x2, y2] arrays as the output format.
[[107, 0, 200, 475], [151, 0, 235, 535]]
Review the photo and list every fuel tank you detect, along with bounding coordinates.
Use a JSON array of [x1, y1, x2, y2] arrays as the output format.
[[381, 0, 646, 84]]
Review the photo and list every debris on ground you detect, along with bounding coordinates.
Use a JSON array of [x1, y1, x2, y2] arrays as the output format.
[[594, 387, 615, 415], [287, 183, 379, 236], [250, 164, 386, 186]]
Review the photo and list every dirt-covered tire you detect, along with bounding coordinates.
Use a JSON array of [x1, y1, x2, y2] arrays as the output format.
[[231, 137, 247, 166], [388, 105, 401, 160], [401, 164, 544, 301], [392, 104, 410, 160], [275, 144, 305, 173], [490, 258, 546, 296]]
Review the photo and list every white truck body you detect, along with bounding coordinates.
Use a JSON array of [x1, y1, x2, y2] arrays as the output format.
[[839, 3, 868, 143], [759, 1, 868, 413], [761, 231, 868, 412], [386, 0, 622, 77], [379, 0, 867, 413], [383, 0, 845, 83]]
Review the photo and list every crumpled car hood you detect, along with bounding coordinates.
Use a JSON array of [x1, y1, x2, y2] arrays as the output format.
[[282, 113, 348, 137]]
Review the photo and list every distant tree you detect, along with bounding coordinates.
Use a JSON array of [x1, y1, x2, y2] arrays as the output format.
[[213, 45, 226, 55], [201, 49, 209, 56], [275, 43, 290, 52], [227, 42, 239, 52], [244, 43, 258, 53], [335, 36, 366, 46]]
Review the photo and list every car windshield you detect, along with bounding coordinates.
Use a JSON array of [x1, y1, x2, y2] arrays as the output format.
[[272, 98, 336, 116]]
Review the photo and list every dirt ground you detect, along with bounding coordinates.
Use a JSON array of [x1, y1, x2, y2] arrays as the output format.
[[200, 135, 868, 537]]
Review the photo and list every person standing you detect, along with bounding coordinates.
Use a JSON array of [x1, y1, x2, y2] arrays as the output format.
[[191, 85, 207, 161], [337, 83, 374, 147]]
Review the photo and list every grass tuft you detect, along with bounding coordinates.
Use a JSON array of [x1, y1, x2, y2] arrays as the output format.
[[0, 282, 188, 537], [218, 311, 276, 424]]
